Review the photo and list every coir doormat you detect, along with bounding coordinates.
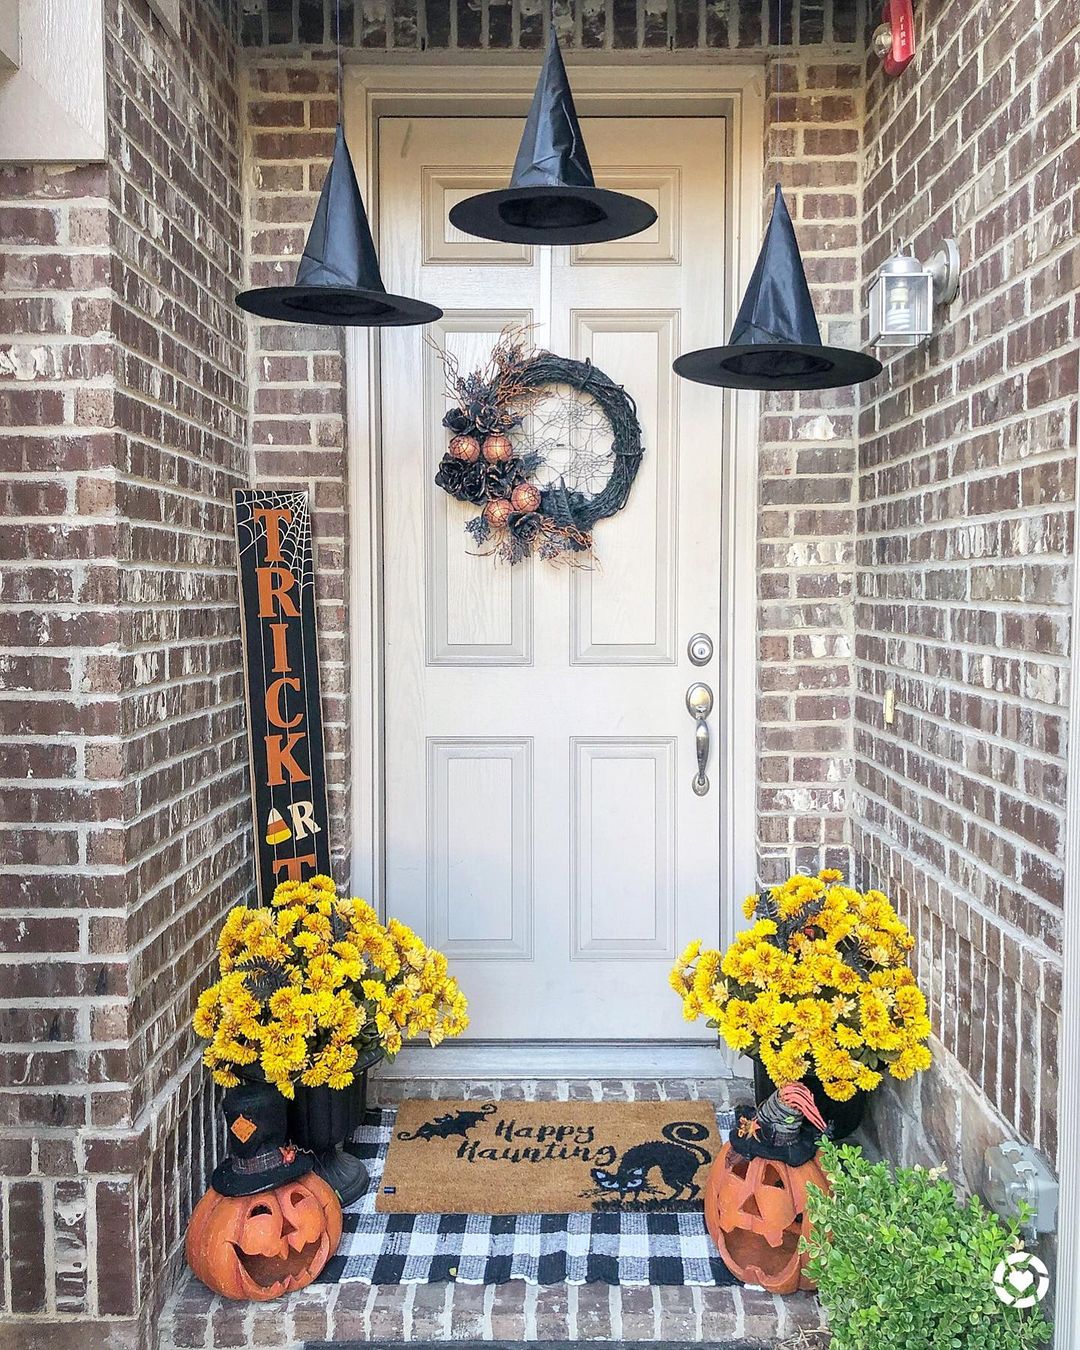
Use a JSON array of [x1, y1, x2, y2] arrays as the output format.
[[327, 1109, 738, 1284], [377, 1099, 724, 1215]]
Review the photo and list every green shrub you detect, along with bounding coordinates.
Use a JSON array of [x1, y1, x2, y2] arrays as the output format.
[[804, 1139, 1053, 1349]]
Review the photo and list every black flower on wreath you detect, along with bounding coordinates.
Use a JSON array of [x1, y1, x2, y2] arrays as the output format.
[[442, 407, 473, 435], [434, 455, 469, 499], [458, 464, 495, 504], [468, 400, 504, 435], [435, 456, 524, 504], [509, 511, 543, 545], [485, 461, 525, 499]]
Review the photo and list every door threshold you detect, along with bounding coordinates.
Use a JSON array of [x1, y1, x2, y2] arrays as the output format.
[[378, 1040, 734, 1080]]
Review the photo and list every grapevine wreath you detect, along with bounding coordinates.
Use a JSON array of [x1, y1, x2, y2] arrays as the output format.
[[432, 329, 644, 565]]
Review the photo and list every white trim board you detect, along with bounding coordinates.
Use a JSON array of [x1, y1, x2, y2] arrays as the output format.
[[376, 1041, 736, 1081], [343, 62, 763, 1059], [0, 0, 106, 161]]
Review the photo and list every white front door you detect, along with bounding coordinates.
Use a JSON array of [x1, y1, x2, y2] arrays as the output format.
[[378, 114, 727, 1041]]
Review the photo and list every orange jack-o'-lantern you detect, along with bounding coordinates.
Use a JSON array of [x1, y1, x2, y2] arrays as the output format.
[[705, 1143, 830, 1294], [186, 1173, 343, 1301]]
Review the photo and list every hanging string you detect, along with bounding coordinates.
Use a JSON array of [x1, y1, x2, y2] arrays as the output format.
[[774, 0, 783, 181], [335, 0, 343, 122]]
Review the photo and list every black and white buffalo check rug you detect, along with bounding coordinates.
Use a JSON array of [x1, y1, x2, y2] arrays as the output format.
[[317, 1108, 739, 1287]]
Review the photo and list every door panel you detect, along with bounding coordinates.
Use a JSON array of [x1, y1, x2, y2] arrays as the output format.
[[570, 313, 679, 663], [429, 737, 533, 959], [379, 116, 726, 1040], [572, 737, 675, 958]]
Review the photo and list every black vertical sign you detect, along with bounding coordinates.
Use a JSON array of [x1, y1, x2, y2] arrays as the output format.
[[234, 489, 333, 902]]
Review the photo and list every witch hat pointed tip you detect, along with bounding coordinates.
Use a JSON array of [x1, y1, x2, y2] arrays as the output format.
[[294, 122, 385, 294], [732, 182, 821, 349], [509, 19, 593, 191]]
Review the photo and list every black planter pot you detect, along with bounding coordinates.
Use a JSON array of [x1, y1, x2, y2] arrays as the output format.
[[752, 1058, 867, 1140], [287, 1049, 383, 1206]]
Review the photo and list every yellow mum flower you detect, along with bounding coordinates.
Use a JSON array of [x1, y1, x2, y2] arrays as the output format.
[[196, 884, 468, 1097], [668, 871, 930, 1100]]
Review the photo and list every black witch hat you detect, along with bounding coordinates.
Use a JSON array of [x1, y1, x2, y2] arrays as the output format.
[[673, 185, 881, 391], [448, 26, 657, 246], [211, 1082, 313, 1198], [236, 124, 443, 328]]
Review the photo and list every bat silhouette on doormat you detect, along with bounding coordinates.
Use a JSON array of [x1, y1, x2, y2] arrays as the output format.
[[582, 1120, 713, 1209], [396, 1102, 497, 1143]]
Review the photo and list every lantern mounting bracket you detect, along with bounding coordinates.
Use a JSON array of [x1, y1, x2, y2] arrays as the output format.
[[928, 238, 961, 306]]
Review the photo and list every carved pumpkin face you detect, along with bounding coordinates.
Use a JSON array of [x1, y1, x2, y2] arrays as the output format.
[[186, 1172, 343, 1301], [704, 1142, 829, 1294]]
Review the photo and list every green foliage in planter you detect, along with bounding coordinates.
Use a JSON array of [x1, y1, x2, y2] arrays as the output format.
[[804, 1140, 1052, 1350]]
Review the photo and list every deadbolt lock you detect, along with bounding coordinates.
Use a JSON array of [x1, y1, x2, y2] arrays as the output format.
[[688, 633, 713, 666]]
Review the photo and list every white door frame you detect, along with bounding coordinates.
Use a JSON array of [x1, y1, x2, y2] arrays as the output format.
[[343, 60, 764, 1007]]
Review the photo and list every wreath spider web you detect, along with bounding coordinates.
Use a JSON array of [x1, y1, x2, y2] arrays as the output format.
[[236, 490, 314, 593], [516, 383, 617, 499]]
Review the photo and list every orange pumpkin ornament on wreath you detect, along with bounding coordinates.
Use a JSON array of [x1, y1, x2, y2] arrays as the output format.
[[705, 1082, 830, 1295]]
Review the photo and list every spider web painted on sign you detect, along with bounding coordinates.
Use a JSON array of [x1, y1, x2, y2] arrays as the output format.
[[235, 490, 315, 594]]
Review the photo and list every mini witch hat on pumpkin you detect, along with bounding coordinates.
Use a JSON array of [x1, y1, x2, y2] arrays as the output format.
[[448, 24, 657, 246], [211, 1082, 313, 1198], [236, 124, 443, 328], [674, 185, 882, 392], [730, 1082, 830, 1166]]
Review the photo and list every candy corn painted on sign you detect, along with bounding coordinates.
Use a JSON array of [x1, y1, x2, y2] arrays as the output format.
[[234, 489, 332, 901]]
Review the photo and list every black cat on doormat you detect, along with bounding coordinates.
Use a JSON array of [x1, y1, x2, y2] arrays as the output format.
[[583, 1119, 712, 1211]]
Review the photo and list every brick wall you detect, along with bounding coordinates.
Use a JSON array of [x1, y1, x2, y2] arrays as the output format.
[[0, 151, 119, 1330], [758, 52, 863, 883], [242, 0, 868, 890], [0, 0, 248, 1342], [855, 0, 1079, 1179], [241, 0, 863, 49]]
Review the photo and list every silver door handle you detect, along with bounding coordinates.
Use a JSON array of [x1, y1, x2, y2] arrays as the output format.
[[686, 682, 713, 796]]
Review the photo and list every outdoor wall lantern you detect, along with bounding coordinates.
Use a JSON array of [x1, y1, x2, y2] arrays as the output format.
[[868, 240, 961, 348]]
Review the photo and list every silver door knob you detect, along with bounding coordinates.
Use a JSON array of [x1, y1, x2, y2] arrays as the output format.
[[685, 682, 713, 796]]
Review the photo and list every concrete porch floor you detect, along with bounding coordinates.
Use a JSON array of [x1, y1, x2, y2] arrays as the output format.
[[158, 1076, 826, 1349]]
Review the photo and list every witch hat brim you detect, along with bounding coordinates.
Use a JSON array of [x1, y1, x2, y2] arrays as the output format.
[[448, 184, 657, 247], [673, 185, 881, 391], [448, 28, 657, 246], [673, 342, 882, 391], [236, 124, 443, 328], [235, 282, 442, 328], [210, 1150, 313, 1198]]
